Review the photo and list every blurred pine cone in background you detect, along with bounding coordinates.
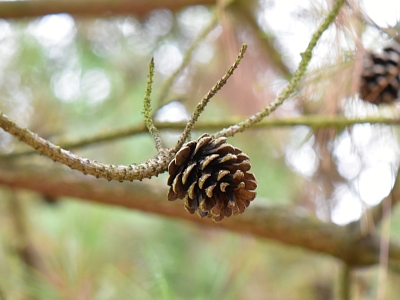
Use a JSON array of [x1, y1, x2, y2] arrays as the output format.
[[359, 43, 400, 105], [167, 133, 257, 222]]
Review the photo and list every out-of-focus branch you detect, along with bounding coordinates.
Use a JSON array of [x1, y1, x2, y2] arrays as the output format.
[[215, 0, 346, 138], [340, 264, 352, 300], [142, 58, 163, 152], [156, 12, 219, 107], [0, 0, 216, 19], [6, 190, 41, 270], [0, 45, 247, 179], [2, 115, 400, 159], [2, 163, 400, 267], [231, 0, 292, 78]]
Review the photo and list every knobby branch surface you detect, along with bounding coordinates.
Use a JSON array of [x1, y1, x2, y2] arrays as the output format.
[[0, 43, 250, 180], [2, 163, 400, 267], [3, 115, 399, 159], [142, 58, 163, 152], [0, 41, 252, 180], [174, 44, 248, 151], [0, 111, 174, 181], [214, 0, 346, 138]]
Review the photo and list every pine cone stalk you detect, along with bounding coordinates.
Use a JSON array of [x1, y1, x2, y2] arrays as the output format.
[[167, 134, 257, 222]]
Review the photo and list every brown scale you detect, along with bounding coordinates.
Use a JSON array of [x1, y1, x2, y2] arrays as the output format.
[[167, 133, 257, 222], [360, 43, 400, 105]]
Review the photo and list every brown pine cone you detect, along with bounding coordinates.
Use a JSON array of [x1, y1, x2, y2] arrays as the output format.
[[359, 43, 400, 105], [167, 133, 257, 222]]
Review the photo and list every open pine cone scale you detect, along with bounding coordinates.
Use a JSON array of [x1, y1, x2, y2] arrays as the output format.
[[167, 133, 257, 222]]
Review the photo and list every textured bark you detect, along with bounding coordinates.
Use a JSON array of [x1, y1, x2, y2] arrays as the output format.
[[1, 162, 400, 267], [0, 111, 175, 181], [0, 0, 216, 19], [4, 116, 400, 159]]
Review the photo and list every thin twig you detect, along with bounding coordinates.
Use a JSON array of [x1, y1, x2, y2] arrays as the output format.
[[174, 44, 248, 151], [3, 115, 400, 159], [156, 12, 219, 108], [142, 58, 163, 152], [214, 0, 346, 138]]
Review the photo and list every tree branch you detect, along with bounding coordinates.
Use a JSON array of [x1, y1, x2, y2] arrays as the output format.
[[0, 0, 216, 19], [2, 115, 400, 159], [340, 264, 351, 300], [142, 58, 163, 152], [175, 44, 248, 150], [0, 111, 174, 181], [215, 0, 346, 138], [2, 162, 400, 267], [0, 44, 248, 180]]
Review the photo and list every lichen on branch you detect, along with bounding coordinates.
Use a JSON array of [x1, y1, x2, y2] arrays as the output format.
[[214, 0, 346, 138], [142, 58, 163, 152], [0, 0, 346, 183], [0, 111, 174, 181]]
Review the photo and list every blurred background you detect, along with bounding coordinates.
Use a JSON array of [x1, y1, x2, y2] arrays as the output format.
[[1, 0, 400, 299]]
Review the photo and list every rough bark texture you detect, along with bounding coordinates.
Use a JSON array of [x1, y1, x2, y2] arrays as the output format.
[[2, 162, 400, 267], [0, 111, 175, 181]]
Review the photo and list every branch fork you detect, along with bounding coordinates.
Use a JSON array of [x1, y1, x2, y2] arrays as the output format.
[[0, 0, 346, 183]]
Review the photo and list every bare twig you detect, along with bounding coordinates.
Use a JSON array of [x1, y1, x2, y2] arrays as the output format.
[[3, 115, 400, 159], [215, 0, 346, 138], [174, 43, 248, 151], [0, 44, 248, 180], [142, 58, 163, 152], [0, 111, 174, 181]]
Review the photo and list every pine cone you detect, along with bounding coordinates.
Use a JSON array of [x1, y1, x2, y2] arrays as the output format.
[[359, 43, 400, 105], [167, 133, 257, 222]]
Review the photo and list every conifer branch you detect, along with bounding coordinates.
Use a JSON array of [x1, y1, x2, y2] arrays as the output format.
[[142, 58, 163, 152], [214, 0, 346, 138], [0, 111, 174, 181], [3, 115, 400, 159], [174, 43, 248, 151]]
